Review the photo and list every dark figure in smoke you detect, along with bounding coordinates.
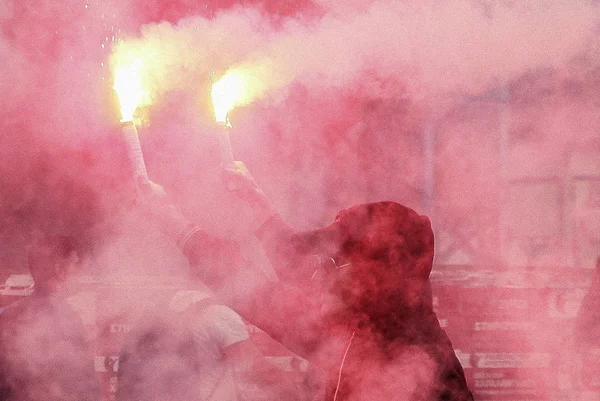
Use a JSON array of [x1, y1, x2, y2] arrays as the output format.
[[0, 235, 100, 401], [148, 163, 473, 401], [228, 164, 473, 401]]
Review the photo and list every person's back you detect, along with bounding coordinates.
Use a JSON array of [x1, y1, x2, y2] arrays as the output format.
[[117, 288, 300, 401], [315, 299, 470, 401], [116, 306, 209, 401], [117, 291, 237, 401]]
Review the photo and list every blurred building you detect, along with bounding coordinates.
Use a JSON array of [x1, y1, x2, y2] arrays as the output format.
[[426, 71, 600, 270]]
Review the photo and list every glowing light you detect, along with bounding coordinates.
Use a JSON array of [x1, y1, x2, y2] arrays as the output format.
[[113, 58, 148, 123], [211, 70, 250, 123]]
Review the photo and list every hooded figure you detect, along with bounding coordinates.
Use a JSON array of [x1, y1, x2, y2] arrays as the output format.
[[146, 165, 474, 401], [246, 201, 473, 401]]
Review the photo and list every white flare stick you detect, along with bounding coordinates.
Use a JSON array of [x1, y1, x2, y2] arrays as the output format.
[[217, 123, 236, 170], [121, 121, 149, 181]]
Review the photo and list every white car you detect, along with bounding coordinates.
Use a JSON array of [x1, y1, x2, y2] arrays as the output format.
[[0, 274, 34, 296]]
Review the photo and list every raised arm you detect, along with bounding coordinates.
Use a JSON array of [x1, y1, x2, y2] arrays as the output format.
[[223, 162, 320, 281], [139, 177, 324, 358]]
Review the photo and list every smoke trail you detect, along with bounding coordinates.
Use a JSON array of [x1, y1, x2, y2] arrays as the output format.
[[111, 0, 600, 112]]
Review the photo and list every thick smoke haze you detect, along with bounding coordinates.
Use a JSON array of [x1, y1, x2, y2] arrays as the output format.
[[1, 1, 600, 401], [101, 0, 600, 249], [112, 0, 600, 106]]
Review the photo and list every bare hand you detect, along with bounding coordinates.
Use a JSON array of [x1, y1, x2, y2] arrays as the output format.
[[222, 162, 268, 205], [222, 161, 277, 226]]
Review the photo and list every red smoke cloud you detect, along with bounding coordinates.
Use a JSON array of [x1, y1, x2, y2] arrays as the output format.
[[1, 1, 599, 400]]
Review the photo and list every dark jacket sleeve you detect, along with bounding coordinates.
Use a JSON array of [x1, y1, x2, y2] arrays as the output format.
[[253, 215, 297, 278], [254, 214, 321, 282], [251, 215, 328, 356]]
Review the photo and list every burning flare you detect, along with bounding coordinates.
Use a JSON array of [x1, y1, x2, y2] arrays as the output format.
[[211, 69, 251, 123], [113, 58, 149, 123]]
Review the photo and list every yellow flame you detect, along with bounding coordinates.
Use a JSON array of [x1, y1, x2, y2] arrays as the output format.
[[113, 58, 149, 122], [211, 70, 251, 123]]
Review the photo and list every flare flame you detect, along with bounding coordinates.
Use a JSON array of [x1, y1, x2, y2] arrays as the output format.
[[113, 58, 149, 123], [211, 69, 251, 123]]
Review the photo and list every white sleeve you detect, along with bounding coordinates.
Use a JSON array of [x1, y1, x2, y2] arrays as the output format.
[[203, 304, 250, 348]]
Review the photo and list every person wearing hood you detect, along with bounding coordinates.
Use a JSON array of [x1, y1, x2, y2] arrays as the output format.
[[226, 163, 473, 401], [146, 162, 473, 401]]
